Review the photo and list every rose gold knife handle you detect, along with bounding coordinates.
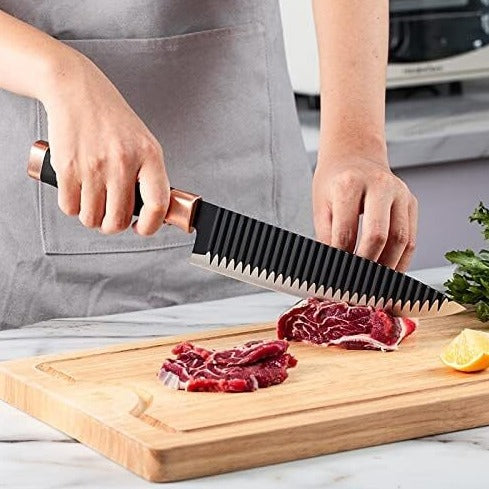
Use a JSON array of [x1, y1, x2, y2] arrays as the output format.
[[28, 140, 201, 233]]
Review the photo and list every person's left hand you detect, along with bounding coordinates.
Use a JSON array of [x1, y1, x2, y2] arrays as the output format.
[[312, 153, 418, 272]]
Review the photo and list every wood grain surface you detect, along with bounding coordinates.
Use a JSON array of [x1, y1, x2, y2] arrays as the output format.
[[1, 312, 489, 482]]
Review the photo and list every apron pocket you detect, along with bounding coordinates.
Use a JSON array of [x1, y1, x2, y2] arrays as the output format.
[[37, 22, 273, 255]]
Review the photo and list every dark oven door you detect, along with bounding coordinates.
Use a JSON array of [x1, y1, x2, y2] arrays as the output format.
[[389, 0, 489, 62]]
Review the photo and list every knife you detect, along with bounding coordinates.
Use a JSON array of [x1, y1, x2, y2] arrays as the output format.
[[28, 140, 465, 318]]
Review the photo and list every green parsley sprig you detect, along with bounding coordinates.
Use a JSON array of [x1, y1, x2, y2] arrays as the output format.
[[444, 203, 489, 322]]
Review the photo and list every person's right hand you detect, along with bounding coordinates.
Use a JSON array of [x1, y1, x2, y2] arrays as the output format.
[[41, 47, 170, 236]]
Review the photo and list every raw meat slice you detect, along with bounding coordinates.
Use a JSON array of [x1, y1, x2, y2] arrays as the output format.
[[158, 339, 297, 393], [277, 298, 417, 351]]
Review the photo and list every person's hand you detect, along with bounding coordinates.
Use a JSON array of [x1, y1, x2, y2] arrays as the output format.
[[313, 154, 418, 272], [41, 48, 170, 236]]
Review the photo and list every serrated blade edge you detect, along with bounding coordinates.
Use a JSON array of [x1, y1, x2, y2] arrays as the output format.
[[189, 252, 465, 318]]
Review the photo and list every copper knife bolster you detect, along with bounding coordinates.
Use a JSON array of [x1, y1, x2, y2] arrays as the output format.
[[27, 140, 201, 233], [165, 189, 201, 233]]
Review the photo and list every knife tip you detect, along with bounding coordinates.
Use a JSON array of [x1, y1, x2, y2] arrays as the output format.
[[445, 300, 467, 315]]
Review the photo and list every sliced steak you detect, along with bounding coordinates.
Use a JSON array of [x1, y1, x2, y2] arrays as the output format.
[[277, 298, 417, 351], [158, 339, 297, 393]]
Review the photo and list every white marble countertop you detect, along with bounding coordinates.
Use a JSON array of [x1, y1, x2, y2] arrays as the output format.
[[2, 265, 488, 489]]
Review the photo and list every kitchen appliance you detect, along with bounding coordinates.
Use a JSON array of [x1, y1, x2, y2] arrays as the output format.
[[1, 311, 488, 481], [279, 0, 489, 92], [28, 141, 464, 318]]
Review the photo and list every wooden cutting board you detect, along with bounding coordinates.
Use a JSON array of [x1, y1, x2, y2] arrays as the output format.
[[1, 312, 489, 482]]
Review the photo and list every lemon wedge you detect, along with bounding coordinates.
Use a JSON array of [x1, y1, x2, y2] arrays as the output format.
[[440, 328, 489, 373]]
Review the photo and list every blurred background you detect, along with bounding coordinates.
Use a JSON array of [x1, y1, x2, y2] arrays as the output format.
[[279, 0, 489, 270]]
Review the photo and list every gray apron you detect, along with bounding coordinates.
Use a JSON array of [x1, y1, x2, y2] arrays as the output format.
[[0, 0, 313, 328]]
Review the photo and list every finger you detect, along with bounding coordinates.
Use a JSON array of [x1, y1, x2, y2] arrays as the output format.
[[314, 203, 333, 245], [330, 185, 363, 253], [100, 180, 134, 235], [396, 197, 418, 272], [377, 199, 410, 269], [57, 173, 81, 217], [133, 162, 169, 236], [356, 191, 392, 261], [50, 150, 81, 217], [79, 178, 106, 229]]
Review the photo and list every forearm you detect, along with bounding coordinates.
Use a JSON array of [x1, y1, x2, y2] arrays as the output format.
[[0, 10, 78, 104], [312, 0, 389, 161]]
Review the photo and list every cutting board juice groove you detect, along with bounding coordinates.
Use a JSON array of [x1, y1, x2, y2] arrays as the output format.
[[2, 313, 489, 482]]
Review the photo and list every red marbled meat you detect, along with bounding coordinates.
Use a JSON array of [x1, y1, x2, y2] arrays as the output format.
[[277, 298, 417, 351], [158, 339, 297, 392]]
